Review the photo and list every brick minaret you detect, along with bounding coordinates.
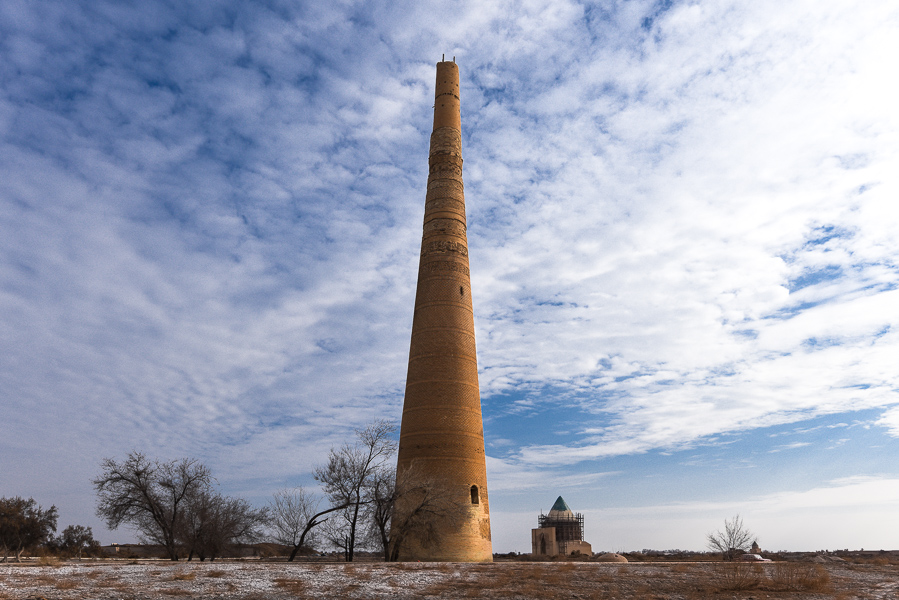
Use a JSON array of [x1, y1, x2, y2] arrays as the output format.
[[394, 59, 492, 562]]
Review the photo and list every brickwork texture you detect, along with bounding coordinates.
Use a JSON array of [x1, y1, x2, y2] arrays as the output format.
[[394, 60, 493, 562]]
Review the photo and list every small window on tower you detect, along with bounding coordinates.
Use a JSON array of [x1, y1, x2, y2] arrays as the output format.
[[470, 485, 479, 504], [460, 286, 464, 297]]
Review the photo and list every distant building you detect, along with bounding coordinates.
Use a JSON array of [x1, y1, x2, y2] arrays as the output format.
[[531, 496, 592, 557]]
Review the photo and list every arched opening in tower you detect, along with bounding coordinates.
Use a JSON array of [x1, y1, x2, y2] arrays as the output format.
[[470, 485, 479, 504]]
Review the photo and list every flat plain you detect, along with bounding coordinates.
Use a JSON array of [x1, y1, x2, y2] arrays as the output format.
[[2, 559, 897, 599]]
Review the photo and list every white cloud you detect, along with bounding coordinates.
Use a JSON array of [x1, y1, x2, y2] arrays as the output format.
[[876, 407, 899, 437], [491, 476, 899, 552], [465, 0, 899, 466], [1, 0, 898, 550]]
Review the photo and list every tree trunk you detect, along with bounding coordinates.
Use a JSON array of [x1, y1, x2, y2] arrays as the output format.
[[346, 502, 360, 562], [286, 503, 350, 562], [288, 545, 301, 562]]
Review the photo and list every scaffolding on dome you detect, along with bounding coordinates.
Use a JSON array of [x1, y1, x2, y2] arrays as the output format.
[[537, 511, 585, 556]]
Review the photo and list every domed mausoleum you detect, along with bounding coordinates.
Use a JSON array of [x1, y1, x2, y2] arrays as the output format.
[[531, 496, 593, 557]]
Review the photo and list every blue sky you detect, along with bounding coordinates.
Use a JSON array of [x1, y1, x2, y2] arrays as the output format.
[[1, 0, 898, 554]]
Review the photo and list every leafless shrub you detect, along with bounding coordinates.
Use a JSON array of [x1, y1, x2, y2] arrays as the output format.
[[769, 562, 830, 591], [96, 576, 122, 588], [170, 570, 197, 581], [34, 574, 58, 585], [344, 565, 372, 581], [274, 577, 306, 594], [557, 561, 576, 572], [205, 569, 227, 578], [797, 564, 831, 592], [592, 569, 615, 583], [36, 555, 61, 567], [55, 578, 79, 589], [714, 561, 762, 590]]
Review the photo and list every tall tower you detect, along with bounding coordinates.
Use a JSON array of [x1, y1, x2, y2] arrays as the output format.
[[394, 59, 492, 562]]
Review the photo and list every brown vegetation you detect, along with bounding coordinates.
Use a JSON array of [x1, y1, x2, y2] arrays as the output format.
[[274, 577, 306, 594], [169, 569, 197, 581], [0, 558, 889, 599]]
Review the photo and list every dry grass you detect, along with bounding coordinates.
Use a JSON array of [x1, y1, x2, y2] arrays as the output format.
[[160, 588, 192, 596], [94, 575, 122, 588], [36, 555, 61, 567], [710, 560, 832, 594], [420, 563, 639, 599], [170, 569, 197, 581], [344, 563, 374, 580], [421, 579, 462, 597], [0, 559, 888, 599], [33, 573, 59, 585], [712, 561, 763, 591], [769, 561, 831, 591], [274, 576, 307, 594], [55, 578, 80, 589]]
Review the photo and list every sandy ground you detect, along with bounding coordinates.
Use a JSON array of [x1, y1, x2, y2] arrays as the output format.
[[2, 559, 897, 599]]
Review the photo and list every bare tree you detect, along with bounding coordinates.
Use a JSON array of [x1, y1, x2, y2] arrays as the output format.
[[320, 504, 356, 559], [364, 465, 397, 560], [178, 490, 267, 561], [93, 452, 212, 561], [313, 420, 397, 562], [707, 514, 756, 561], [0, 497, 58, 562], [384, 467, 463, 561], [267, 487, 349, 561]]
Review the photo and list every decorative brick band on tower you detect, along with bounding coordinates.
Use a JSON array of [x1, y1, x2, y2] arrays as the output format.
[[394, 60, 492, 562]]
